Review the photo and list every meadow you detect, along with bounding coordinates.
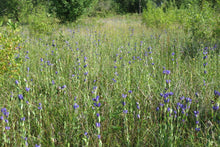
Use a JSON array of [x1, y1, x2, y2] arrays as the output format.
[[0, 15, 219, 146]]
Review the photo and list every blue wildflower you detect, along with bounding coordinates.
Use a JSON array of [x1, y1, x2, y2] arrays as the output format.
[[73, 103, 79, 109], [96, 122, 101, 127], [18, 94, 24, 100], [163, 70, 171, 74]]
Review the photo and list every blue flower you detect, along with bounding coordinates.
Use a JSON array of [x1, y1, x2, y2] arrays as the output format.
[[5, 119, 9, 123], [123, 110, 128, 114], [5, 126, 10, 130], [61, 85, 66, 89], [213, 104, 219, 111], [194, 111, 199, 117], [163, 70, 171, 74], [25, 87, 30, 92], [38, 103, 42, 110], [96, 122, 101, 127], [122, 94, 127, 98], [21, 117, 25, 121], [73, 103, 79, 109], [166, 80, 171, 83], [18, 94, 24, 100], [98, 135, 101, 139], [15, 80, 19, 85], [94, 103, 101, 107], [185, 98, 192, 103], [1, 108, 7, 113], [93, 96, 99, 102], [195, 128, 200, 131]]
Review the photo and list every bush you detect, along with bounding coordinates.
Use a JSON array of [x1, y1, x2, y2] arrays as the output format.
[[27, 5, 59, 36], [142, 0, 219, 57], [49, 0, 98, 22], [0, 20, 22, 80]]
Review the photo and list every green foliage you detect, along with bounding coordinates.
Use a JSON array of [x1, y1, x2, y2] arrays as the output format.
[[0, 0, 33, 22], [89, 0, 118, 17], [49, 0, 98, 22], [143, 0, 219, 57], [0, 20, 22, 80], [27, 6, 59, 36], [115, 0, 147, 13]]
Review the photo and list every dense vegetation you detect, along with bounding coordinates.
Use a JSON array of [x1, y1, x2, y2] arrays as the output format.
[[0, 0, 219, 146]]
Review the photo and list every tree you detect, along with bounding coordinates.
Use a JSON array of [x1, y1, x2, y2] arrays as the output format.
[[49, 0, 98, 22]]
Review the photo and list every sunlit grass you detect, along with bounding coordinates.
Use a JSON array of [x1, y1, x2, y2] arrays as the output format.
[[0, 15, 219, 146]]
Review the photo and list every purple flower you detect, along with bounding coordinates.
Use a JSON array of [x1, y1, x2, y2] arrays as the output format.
[[214, 90, 220, 96], [194, 111, 199, 117], [164, 99, 169, 103], [195, 128, 200, 131], [25, 87, 30, 92], [136, 102, 140, 109], [185, 98, 192, 103], [128, 90, 132, 93], [203, 63, 207, 67], [172, 52, 175, 56], [98, 135, 101, 139], [38, 103, 42, 110], [94, 103, 101, 107], [5, 119, 9, 123], [5, 126, 10, 130], [61, 85, 66, 89], [93, 96, 99, 102], [18, 94, 24, 100], [163, 70, 171, 74], [15, 80, 19, 85], [21, 117, 25, 121], [156, 107, 160, 111], [122, 94, 127, 98], [35, 144, 40, 147], [166, 80, 171, 83], [137, 114, 140, 119], [73, 103, 79, 109], [213, 104, 219, 111], [1, 108, 7, 113], [196, 121, 199, 124], [0, 116, 3, 120], [96, 113, 100, 117], [123, 110, 128, 114], [112, 78, 116, 83], [96, 122, 101, 127], [122, 101, 126, 106], [52, 80, 55, 85]]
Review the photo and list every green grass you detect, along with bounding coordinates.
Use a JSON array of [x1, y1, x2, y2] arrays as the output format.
[[0, 15, 219, 146]]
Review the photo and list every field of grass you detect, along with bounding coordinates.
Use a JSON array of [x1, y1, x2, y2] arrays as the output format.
[[0, 15, 219, 146]]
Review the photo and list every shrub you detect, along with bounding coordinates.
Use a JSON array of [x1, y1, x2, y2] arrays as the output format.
[[49, 0, 98, 22], [0, 20, 22, 81]]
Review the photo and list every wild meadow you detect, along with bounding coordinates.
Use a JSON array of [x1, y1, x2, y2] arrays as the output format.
[[0, 1, 220, 146], [0, 15, 219, 146]]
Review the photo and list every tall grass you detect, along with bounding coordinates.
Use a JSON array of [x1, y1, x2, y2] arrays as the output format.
[[0, 15, 219, 146]]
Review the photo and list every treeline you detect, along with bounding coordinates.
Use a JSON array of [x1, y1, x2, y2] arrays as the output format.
[[0, 0, 219, 23]]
